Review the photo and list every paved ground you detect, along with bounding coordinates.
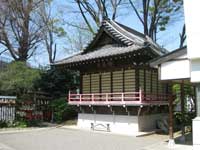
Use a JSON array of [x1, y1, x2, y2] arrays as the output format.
[[0, 127, 192, 150]]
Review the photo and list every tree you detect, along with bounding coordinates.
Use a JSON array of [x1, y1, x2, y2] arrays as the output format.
[[129, 0, 183, 41], [0, 61, 41, 97], [39, 1, 66, 63], [34, 67, 78, 98], [74, 0, 124, 34], [179, 24, 186, 48], [64, 23, 92, 54], [0, 0, 45, 62]]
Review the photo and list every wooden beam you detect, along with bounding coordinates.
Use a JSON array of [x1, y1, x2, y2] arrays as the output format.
[[144, 69, 146, 93], [123, 68, 125, 92], [111, 71, 113, 93], [150, 69, 153, 94], [89, 74, 92, 93], [169, 95, 174, 138], [99, 73, 102, 93], [180, 81, 185, 137], [135, 67, 139, 91], [80, 72, 83, 94]]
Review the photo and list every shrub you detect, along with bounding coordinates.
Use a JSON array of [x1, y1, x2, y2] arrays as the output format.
[[50, 97, 77, 123], [0, 61, 41, 97], [0, 121, 8, 128]]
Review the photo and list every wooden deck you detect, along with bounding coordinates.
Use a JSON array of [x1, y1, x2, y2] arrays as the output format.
[[68, 90, 169, 106]]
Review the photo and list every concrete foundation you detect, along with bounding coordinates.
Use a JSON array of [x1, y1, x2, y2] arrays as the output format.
[[77, 113, 167, 135], [193, 117, 200, 149], [193, 85, 200, 150]]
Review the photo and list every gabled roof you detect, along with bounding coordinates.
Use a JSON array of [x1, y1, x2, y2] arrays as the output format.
[[54, 19, 167, 66], [84, 19, 166, 52], [54, 44, 144, 65], [150, 46, 187, 67]]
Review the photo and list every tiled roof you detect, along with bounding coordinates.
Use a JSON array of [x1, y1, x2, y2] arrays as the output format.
[[53, 19, 167, 66], [54, 44, 144, 65]]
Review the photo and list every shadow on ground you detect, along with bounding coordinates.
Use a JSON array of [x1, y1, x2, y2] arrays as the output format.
[[175, 133, 192, 145]]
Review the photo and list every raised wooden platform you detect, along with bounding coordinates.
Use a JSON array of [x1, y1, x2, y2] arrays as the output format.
[[68, 91, 169, 106]]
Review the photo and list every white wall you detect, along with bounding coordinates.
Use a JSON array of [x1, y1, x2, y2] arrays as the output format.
[[77, 113, 167, 135], [138, 114, 168, 131], [160, 59, 190, 80], [184, 1, 200, 83], [184, 1, 200, 59], [191, 59, 200, 83], [78, 113, 139, 135]]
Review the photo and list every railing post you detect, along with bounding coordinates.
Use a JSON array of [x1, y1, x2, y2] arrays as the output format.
[[121, 93, 124, 102], [106, 93, 108, 102], [139, 88, 142, 103], [68, 90, 71, 102], [80, 94, 82, 102], [92, 94, 94, 102]]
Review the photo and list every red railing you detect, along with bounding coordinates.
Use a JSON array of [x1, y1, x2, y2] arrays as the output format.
[[68, 90, 169, 106]]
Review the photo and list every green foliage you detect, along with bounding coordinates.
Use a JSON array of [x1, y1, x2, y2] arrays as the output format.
[[35, 67, 78, 98], [153, 0, 183, 32], [13, 120, 27, 128], [50, 97, 77, 123], [0, 62, 41, 97], [174, 112, 195, 126], [173, 84, 195, 128], [0, 119, 44, 128], [35, 67, 78, 123], [0, 121, 8, 128]]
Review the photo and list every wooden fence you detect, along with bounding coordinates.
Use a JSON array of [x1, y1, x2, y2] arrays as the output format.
[[0, 96, 16, 122]]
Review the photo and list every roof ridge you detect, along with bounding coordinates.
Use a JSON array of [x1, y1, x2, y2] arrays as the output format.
[[112, 20, 167, 54], [109, 20, 145, 44], [104, 20, 144, 46]]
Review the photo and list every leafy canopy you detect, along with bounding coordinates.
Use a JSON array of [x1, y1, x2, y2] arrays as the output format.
[[34, 67, 78, 98], [0, 62, 41, 96]]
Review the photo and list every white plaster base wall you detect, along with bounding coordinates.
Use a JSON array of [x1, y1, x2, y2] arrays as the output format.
[[193, 117, 200, 150], [138, 114, 168, 131], [77, 113, 167, 135]]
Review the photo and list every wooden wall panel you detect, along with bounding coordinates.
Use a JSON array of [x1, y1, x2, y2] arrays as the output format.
[[145, 70, 151, 93], [81, 68, 166, 94], [82, 74, 90, 94], [91, 73, 100, 93], [139, 70, 145, 91], [152, 71, 158, 93], [101, 72, 111, 93], [124, 69, 135, 92], [113, 70, 123, 92]]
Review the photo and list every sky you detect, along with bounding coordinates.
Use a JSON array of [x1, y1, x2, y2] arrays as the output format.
[[1, 0, 185, 67]]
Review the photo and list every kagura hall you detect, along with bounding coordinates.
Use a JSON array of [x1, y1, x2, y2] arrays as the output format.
[[54, 19, 170, 135]]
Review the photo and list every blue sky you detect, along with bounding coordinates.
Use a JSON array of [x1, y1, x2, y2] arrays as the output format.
[[43, 0, 185, 67], [1, 1, 185, 67]]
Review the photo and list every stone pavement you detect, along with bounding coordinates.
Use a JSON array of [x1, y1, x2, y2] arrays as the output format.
[[0, 127, 193, 150]]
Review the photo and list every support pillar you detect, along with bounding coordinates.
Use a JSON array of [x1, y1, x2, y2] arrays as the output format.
[[193, 84, 200, 150], [168, 94, 175, 148], [180, 82, 185, 142]]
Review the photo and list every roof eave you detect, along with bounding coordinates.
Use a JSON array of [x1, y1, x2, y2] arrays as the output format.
[[150, 46, 187, 67]]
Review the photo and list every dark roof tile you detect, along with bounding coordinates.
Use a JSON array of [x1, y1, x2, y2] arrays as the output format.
[[54, 44, 144, 65]]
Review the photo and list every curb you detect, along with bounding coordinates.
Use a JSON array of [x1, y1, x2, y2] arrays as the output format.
[[0, 126, 59, 134]]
